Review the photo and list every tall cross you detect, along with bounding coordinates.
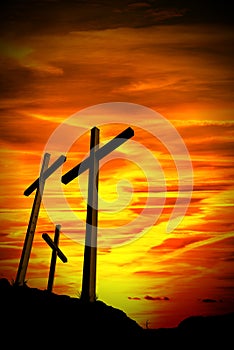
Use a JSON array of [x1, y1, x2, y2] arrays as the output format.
[[62, 126, 134, 302], [42, 224, 67, 293], [15, 153, 66, 286]]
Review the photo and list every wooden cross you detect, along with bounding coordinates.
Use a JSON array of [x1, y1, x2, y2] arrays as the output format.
[[42, 224, 67, 293], [15, 153, 66, 286], [62, 126, 134, 302]]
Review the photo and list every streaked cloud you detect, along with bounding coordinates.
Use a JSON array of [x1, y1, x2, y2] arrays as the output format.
[[144, 295, 170, 301]]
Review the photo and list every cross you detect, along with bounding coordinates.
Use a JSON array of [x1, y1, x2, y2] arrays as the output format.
[[61, 126, 134, 302], [42, 224, 67, 293], [15, 153, 66, 286]]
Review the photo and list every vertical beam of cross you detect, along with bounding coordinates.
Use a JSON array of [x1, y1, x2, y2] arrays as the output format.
[[42, 224, 67, 293], [15, 153, 66, 286], [47, 224, 60, 293], [81, 127, 100, 302]]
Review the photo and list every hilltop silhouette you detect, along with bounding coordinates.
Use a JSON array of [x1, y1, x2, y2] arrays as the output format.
[[0, 278, 233, 348]]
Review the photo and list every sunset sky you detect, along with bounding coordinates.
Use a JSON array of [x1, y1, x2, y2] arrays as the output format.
[[0, 0, 233, 329]]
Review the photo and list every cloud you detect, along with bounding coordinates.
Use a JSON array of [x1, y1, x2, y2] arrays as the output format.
[[144, 295, 170, 301], [1, 1, 233, 40], [134, 270, 174, 277], [98, 248, 112, 255], [0, 58, 35, 99], [0, 112, 58, 147], [128, 296, 141, 300], [1, 23, 233, 122], [202, 298, 217, 303], [0, 244, 22, 261], [150, 236, 209, 253], [176, 122, 234, 158]]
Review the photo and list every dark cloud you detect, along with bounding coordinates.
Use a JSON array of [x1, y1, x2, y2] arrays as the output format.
[[0, 112, 56, 146], [149, 0, 233, 25], [0, 58, 35, 99], [144, 295, 170, 301], [1, 0, 233, 38], [128, 296, 141, 300], [202, 298, 217, 303]]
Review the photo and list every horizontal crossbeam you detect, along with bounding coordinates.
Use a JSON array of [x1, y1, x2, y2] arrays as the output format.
[[62, 126, 134, 184], [42, 233, 67, 263], [24, 155, 66, 196]]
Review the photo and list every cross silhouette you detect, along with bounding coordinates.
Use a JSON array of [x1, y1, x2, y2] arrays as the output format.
[[42, 224, 67, 293], [62, 126, 134, 302], [15, 154, 66, 286]]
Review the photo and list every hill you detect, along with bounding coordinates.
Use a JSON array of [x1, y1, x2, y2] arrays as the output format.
[[0, 278, 233, 347]]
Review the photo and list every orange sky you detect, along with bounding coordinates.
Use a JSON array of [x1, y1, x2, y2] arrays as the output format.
[[0, 1, 234, 329]]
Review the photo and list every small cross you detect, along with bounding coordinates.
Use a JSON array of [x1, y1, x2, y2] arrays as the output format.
[[42, 224, 67, 293]]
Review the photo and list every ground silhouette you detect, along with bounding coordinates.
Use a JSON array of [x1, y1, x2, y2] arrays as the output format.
[[0, 278, 233, 348]]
